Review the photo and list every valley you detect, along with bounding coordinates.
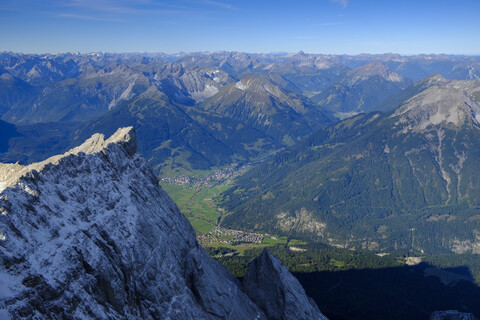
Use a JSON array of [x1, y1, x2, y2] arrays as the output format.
[[3, 51, 480, 256], [3, 0, 480, 318], [160, 160, 305, 254], [2, 51, 480, 319]]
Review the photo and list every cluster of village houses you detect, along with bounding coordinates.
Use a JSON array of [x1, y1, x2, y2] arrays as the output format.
[[197, 227, 264, 245]]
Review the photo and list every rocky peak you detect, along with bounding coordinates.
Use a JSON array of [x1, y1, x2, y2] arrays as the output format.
[[0, 127, 329, 319], [346, 61, 405, 85], [242, 249, 328, 320], [0, 127, 137, 193], [72, 126, 137, 156], [232, 73, 296, 99], [0, 127, 269, 319], [392, 79, 480, 132]]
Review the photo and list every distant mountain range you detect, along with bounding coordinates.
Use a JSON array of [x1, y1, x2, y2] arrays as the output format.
[[1, 51, 480, 177], [312, 62, 413, 115], [220, 75, 480, 254]]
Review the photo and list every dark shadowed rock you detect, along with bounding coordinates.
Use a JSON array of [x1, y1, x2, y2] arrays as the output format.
[[242, 249, 328, 320], [430, 310, 477, 320]]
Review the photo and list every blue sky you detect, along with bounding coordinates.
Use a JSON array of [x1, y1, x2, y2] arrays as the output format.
[[1, 0, 479, 55]]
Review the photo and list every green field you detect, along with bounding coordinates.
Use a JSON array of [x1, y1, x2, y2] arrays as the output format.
[[161, 178, 309, 255], [262, 236, 288, 245], [161, 182, 233, 234], [206, 242, 274, 255], [288, 239, 308, 246], [188, 218, 215, 234]]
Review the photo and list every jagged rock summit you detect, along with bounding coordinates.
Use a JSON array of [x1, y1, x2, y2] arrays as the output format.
[[0, 127, 136, 193], [242, 249, 328, 320], [0, 127, 281, 319]]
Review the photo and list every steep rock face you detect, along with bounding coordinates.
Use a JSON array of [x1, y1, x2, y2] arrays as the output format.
[[0, 127, 265, 319], [242, 249, 328, 320]]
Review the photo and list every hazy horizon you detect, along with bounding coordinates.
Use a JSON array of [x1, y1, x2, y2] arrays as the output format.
[[2, 50, 480, 57], [1, 0, 480, 55]]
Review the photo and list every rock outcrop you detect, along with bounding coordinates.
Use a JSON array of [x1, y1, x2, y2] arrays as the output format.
[[242, 249, 328, 320], [0, 127, 267, 319]]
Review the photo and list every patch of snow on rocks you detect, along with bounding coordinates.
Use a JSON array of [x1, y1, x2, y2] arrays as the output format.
[[235, 80, 247, 90]]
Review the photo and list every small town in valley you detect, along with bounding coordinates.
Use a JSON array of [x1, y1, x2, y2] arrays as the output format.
[[197, 227, 264, 246]]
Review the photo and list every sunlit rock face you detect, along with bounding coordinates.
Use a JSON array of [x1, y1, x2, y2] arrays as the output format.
[[0, 127, 266, 319]]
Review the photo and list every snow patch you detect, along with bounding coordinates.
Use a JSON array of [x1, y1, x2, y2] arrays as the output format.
[[263, 64, 274, 70], [262, 84, 273, 95], [213, 69, 220, 82], [235, 81, 247, 91]]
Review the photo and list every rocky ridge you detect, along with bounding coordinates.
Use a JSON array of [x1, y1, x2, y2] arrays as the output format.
[[0, 127, 325, 319]]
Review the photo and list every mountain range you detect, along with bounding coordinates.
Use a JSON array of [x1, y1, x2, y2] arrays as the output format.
[[1, 52, 480, 176], [2, 51, 480, 254], [311, 62, 413, 115], [219, 75, 480, 253], [3, 51, 480, 318]]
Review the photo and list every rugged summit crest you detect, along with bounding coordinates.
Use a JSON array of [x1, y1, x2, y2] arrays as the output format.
[[0, 127, 324, 319], [0, 127, 136, 193]]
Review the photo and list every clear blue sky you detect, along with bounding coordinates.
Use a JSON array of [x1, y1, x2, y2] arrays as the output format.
[[1, 0, 479, 55]]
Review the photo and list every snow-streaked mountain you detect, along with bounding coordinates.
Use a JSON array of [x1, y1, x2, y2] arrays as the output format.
[[154, 63, 235, 104], [0, 127, 327, 319]]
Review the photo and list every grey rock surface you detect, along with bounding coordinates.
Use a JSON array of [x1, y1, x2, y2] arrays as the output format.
[[0, 127, 265, 319], [242, 249, 328, 320]]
